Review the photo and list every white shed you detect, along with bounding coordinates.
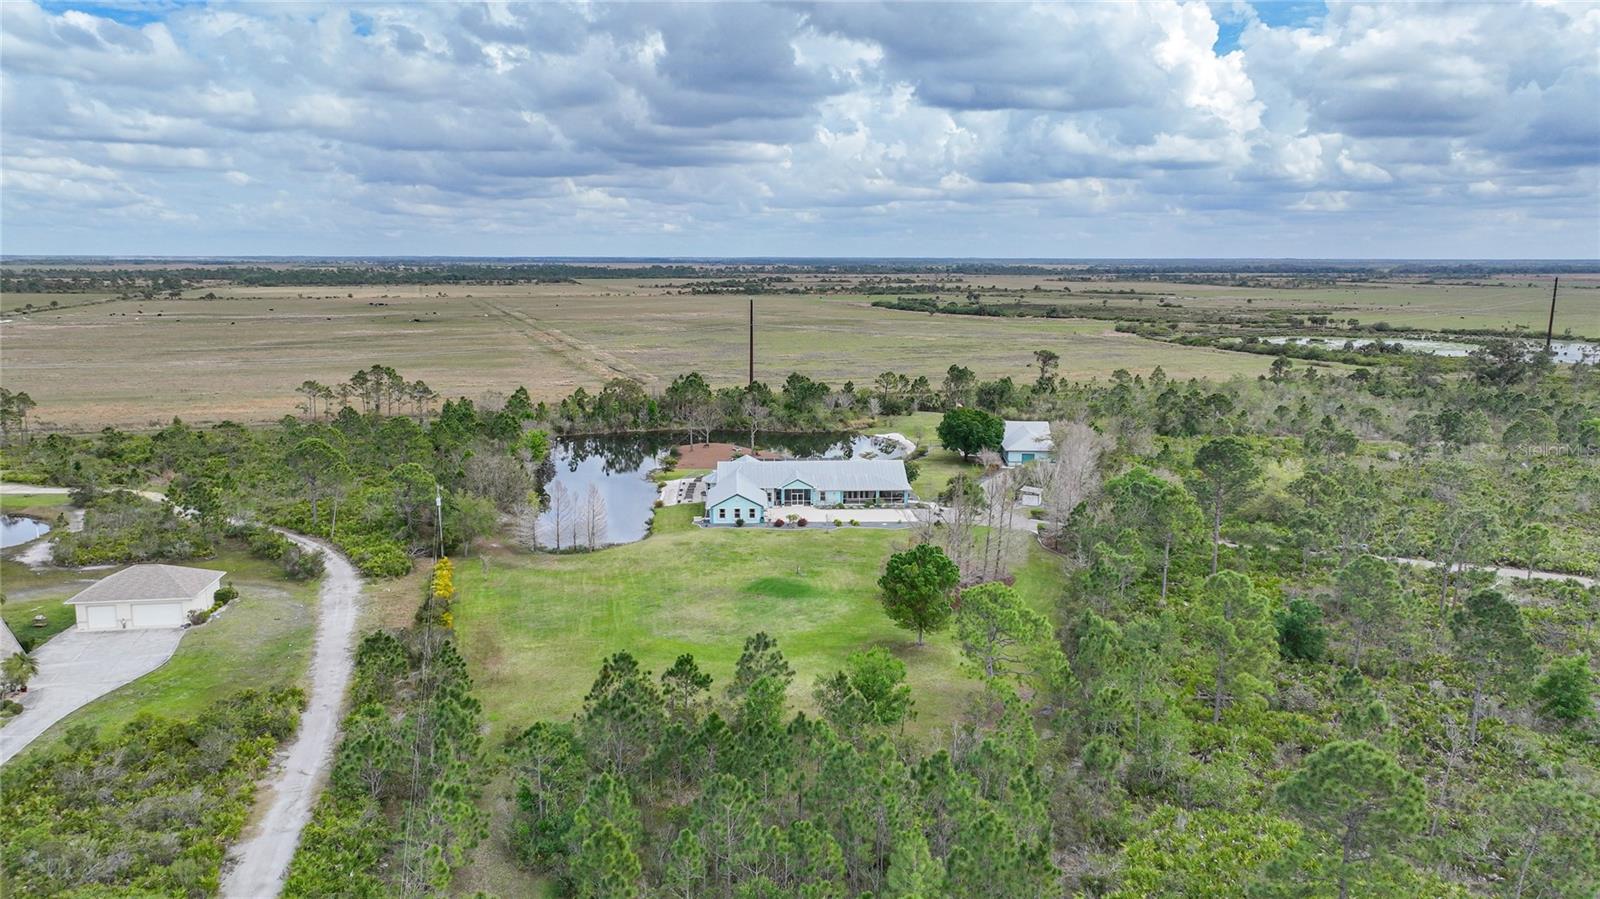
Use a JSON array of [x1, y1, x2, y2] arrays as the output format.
[[65, 564, 225, 631]]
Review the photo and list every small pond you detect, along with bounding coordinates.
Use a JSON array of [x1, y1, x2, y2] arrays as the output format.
[[534, 430, 905, 547], [1263, 336, 1598, 364], [0, 515, 51, 549]]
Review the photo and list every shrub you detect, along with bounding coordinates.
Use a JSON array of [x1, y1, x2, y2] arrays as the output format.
[[343, 536, 413, 577], [281, 543, 327, 580], [1534, 656, 1594, 723], [248, 527, 292, 561], [773, 519, 786, 528], [51, 491, 213, 566], [0, 699, 22, 717], [214, 584, 240, 605], [188, 608, 212, 626], [735, 518, 746, 528], [850, 519, 860, 527], [797, 517, 809, 527], [1276, 597, 1327, 663], [0, 689, 302, 896]]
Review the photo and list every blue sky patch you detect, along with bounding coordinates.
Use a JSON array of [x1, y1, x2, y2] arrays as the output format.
[[1215, 1, 1328, 53]]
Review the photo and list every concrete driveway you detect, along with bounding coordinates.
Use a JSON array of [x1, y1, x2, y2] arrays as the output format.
[[0, 627, 185, 764]]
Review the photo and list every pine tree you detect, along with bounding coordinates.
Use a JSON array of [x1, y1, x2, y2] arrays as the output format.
[[954, 582, 1050, 680], [579, 652, 666, 777], [571, 819, 642, 899], [664, 828, 709, 899], [1332, 555, 1401, 670], [883, 828, 944, 898], [694, 773, 766, 891], [1449, 589, 1537, 744], [1495, 779, 1600, 899], [1275, 740, 1425, 899], [1194, 570, 1275, 724], [1189, 437, 1261, 574]]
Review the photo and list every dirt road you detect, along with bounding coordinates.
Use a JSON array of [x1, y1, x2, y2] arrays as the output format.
[[220, 531, 362, 899]]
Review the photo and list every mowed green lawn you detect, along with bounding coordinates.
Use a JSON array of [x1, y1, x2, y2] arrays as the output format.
[[876, 411, 981, 501], [453, 506, 1066, 742], [5, 549, 319, 755], [0, 493, 72, 513]]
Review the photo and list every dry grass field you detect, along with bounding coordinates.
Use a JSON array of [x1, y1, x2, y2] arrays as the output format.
[[977, 273, 1600, 333], [1, 280, 1281, 430], [7, 271, 1584, 431]]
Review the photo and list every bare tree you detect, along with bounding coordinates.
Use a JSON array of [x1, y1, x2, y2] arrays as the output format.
[[1044, 420, 1113, 527], [461, 441, 534, 510], [685, 401, 722, 446], [741, 395, 772, 451], [982, 467, 1024, 582], [510, 493, 542, 551], [545, 481, 573, 550], [581, 484, 609, 549]]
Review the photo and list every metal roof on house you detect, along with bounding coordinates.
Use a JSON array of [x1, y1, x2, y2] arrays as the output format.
[[704, 457, 911, 507], [65, 564, 225, 606], [1002, 420, 1054, 453]]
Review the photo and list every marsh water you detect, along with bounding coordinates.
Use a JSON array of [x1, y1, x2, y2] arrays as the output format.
[[0, 515, 51, 549], [534, 430, 907, 547], [1264, 335, 1598, 363]]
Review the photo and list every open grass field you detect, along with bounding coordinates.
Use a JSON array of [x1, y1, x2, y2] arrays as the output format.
[[1, 279, 1281, 430], [969, 274, 1600, 334], [2, 548, 319, 756], [452, 505, 1066, 744], [0, 492, 71, 514]]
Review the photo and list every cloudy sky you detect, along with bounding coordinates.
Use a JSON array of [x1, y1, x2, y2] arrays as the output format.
[[2, 1, 1597, 258]]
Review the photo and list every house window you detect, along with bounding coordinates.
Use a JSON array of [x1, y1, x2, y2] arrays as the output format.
[[734, 507, 742, 518], [718, 508, 726, 519]]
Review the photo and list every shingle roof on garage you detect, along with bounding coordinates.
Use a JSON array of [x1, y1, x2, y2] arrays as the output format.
[[65, 564, 224, 605]]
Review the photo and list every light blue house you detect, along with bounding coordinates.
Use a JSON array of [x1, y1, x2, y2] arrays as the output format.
[[703, 456, 913, 525], [1002, 421, 1054, 465]]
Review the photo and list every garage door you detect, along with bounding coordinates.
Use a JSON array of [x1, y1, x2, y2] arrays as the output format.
[[130, 603, 185, 628], [85, 604, 118, 630]]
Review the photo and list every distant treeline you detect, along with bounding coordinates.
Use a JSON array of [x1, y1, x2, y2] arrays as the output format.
[[4, 259, 1593, 294]]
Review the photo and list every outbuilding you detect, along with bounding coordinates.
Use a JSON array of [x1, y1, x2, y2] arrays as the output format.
[[1002, 421, 1055, 466], [65, 564, 225, 631]]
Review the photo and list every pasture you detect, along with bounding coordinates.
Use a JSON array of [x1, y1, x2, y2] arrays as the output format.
[[0, 279, 1278, 429], [975, 274, 1598, 333]]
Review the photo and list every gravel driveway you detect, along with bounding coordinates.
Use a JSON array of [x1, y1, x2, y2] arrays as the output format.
[[220, 531, 362, 899], [0, 628, 186, 764]]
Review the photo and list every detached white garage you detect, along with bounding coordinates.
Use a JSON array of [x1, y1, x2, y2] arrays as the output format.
[[65, 564, 225, 632]]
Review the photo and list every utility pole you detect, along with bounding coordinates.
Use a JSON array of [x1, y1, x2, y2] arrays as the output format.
[[1544, 277, 1558, 353], [435, 484, 444, 560], [748, 298, 755, 386]]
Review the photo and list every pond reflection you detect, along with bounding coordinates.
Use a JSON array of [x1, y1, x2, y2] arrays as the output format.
[[0, 515, 51, 549], [534, 430, 907, 547]]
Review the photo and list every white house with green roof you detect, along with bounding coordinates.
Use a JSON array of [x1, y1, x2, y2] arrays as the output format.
[[702, 456, 913, 525]]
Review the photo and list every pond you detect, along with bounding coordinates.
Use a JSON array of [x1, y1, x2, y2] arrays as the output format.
[[0, 515, 51, 549], [1263, 335, 1599, 364], [534, 430, 907, 547]]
